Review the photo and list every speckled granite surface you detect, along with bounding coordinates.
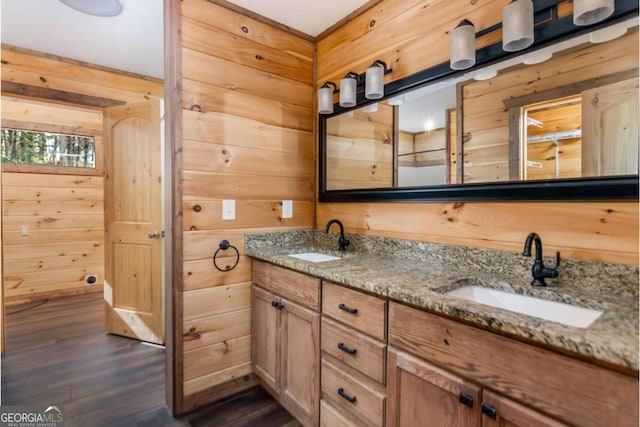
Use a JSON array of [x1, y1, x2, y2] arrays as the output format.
[[246, 230, 639, 370]]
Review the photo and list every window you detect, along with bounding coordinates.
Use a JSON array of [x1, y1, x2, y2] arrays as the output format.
[[1, 128, 96, 168]]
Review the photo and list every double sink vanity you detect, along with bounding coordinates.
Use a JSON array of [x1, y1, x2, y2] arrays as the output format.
[[245, 227, 638, 427]]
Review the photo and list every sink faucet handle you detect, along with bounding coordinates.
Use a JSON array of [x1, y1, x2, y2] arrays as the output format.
[[553, 251, 561, 268]]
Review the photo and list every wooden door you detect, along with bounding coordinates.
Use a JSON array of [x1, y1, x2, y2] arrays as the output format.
[[251, 285, 280, 392], [104, 100, 163, 344], [481, 390, 567, 427], [386, 347, 481, 427], [280, 296, 320, 427], [582, 77, 639, 177]]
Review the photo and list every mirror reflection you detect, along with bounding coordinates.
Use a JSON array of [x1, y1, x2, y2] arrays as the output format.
[[325, 20, 639, 191]]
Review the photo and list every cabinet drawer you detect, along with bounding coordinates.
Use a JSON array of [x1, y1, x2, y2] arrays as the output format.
[[321, 317, 386, 384], [320, 400, 358, 427], [322, 281, 386, 340], [388, 302, 639, 427], [321, 357, 385, 427], [252, 260, 320, 310]]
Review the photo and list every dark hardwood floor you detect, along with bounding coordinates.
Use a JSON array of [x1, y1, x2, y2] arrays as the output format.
[[2, 292, 299, 427]]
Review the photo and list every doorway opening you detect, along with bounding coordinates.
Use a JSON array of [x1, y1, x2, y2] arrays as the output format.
[[521, 96, 582, 180]]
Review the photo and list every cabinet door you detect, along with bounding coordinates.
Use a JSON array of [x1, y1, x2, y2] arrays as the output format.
[[386, 346, 481, 427], [251, 285, 280, 392], [280, 297, 320, 427], [481, 390, 567, 427]]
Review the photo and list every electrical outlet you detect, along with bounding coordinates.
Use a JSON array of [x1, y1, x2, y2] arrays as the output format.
[[282, 200, 293, 219], [222, 199, 235, 220], [20, 225, 29, 236]]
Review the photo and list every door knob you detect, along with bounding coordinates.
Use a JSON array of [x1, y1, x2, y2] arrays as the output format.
[[148, 231, 161, 239]]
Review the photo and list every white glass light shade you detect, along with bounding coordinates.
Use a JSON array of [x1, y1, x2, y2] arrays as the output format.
[[473, 68, 498, 81], [318, 86, 334, 114], [387, 94, 405, 106], [574, 0, 614, 26], [589, 21, 627, 43], [523, 49, 553, 64], [60, 0, 123, 16], [365, 65, 384, 99], [503, 0, 534, 52], [339, 75, 357, 107], [362, 103, 379, 113], [450, 20, 476, 70]]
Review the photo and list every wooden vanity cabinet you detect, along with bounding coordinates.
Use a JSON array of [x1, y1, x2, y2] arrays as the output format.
[[387, 302, 638, 427], [251, 261, 321, 427], [320, 281, 388, 427], [386, 347, 566, 427], [480, 390, 567, 427]]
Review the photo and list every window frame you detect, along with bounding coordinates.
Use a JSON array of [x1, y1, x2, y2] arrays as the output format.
[[1, 121, 103, 177]]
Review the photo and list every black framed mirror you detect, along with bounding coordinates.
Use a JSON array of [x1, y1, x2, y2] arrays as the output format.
[[319, 0, 639, 202]]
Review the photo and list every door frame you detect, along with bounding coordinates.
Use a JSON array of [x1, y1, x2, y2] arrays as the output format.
[[504, 68, 639, 180], [164, 0, 184, 415], [0, 1, 182, 414]]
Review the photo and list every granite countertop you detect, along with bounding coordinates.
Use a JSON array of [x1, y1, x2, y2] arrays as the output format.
[[245, 231, 639, 371]]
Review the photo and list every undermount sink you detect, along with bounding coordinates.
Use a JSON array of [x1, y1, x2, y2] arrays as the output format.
[[288, 252, 342, 263], [446, 286, 603, 328]]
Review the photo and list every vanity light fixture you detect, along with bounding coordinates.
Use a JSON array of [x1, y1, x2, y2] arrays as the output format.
[[573, 0, 614, 26], [59, 0, 123, 16], [318, 81, 337, 114], [365, 60, 392, 99], [450, 19, 476, 70], [339, 72, 359, 107], [502, 0, 534, 52], [362, 102, 379, 113], [319, 59, 392, 112]]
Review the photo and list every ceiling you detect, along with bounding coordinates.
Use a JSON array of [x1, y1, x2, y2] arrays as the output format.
[[0, 0, 371, 80], [225, 0, 371, 37], [1, 0, 164, 78]]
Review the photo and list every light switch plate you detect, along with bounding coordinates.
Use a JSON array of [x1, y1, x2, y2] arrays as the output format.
[[20, 225, 29, 236], [282, 200, 293, 219], [222, 199, 235, 220]]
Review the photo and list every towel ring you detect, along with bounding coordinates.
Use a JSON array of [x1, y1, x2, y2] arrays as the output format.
[[213, 239, 240, 272]]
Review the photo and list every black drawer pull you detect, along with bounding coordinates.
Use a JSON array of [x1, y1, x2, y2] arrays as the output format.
[[338, 388, 357, 403], [338, 303, 358, 314], [338, 342, 357, 355], [481, 403, 497, 419], [459, 393, 474, 408], [271, 300, 278, 308]]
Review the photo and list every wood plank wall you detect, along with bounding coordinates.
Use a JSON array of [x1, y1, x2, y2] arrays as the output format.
[[316, 0, 639, 265], [326, 104, 393, 189], [179, 0, 315, 403], [461, 32, 638, 183], [0, 48, 164, 302], [1, 97, 105, 305]]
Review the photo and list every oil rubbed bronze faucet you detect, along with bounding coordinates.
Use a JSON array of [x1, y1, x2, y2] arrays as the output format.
[[522, 232, 560, 286], [324, 219, 350, 251]]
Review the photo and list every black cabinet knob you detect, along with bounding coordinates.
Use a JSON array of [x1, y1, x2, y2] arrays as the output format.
[[481, 403, 497, 419], [459, 393, 474, 408]]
